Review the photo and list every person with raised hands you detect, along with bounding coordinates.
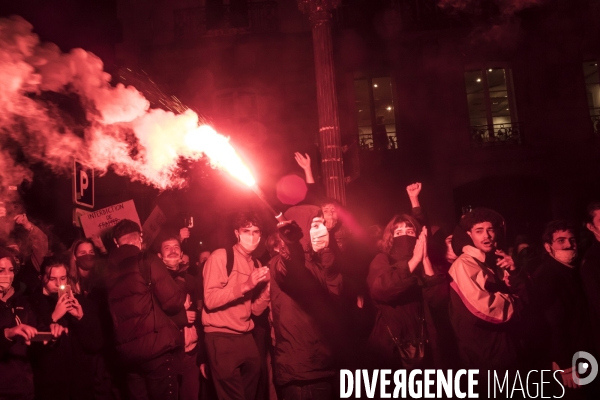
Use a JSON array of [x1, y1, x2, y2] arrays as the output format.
[[366, 211, 445, 369]]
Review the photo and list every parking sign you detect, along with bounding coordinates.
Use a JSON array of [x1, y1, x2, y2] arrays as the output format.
[[73, 160, 94, 208]]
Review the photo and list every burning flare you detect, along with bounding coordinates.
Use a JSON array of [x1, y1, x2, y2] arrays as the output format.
[[185, 125, 256, 187], [0, 16, 255, 190]]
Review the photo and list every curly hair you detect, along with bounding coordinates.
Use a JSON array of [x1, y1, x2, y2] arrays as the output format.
[[233, 211, 263, 232], [459, 207, 505, 232], [381, 214, 421, 255]]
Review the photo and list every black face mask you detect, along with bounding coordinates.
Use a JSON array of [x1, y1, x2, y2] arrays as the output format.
[[76, 254, 97, 271], [391, 236, 417, 261]]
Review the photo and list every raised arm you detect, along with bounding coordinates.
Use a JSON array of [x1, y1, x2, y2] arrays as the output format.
[[295, 152, 315, 184]]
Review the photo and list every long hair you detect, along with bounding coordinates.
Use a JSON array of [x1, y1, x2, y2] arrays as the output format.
[[68, 238, 95, 294], [40, 255, 73, 289], [381, 214, 422, 255]]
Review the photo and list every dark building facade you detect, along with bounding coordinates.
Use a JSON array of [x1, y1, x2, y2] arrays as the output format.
[[115, 0, 600, 240]]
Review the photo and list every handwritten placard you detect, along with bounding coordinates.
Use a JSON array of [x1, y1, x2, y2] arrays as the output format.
[[80, 200, 140, 237]]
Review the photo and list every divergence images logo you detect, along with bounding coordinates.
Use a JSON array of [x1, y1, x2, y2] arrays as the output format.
[[572, 351, 598, 386]]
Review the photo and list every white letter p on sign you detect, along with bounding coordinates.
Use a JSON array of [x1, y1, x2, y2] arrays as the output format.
[[80, 170, 89, 197]]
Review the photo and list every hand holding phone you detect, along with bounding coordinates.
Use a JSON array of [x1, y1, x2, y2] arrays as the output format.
[[495, 250, 515, 272], [57, 284, 72, 299], [4, 324, 37, 344], [29, 332, 54, 342], [52, 290, 75, 322]]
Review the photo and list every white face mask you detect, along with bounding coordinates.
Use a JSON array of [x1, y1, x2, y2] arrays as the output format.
[[310, 221, 329, 252], [0, 273, 14, 294], [239, 233, 260, 252], [552, 249, 577, 266], [162, 255, 181, 270]]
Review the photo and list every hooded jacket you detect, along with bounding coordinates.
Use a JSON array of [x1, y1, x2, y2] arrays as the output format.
[[270, 205, 345, 385], [105, 245, 185, 365]]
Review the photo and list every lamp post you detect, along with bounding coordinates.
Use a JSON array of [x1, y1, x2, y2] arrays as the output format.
[[298, 0, 346, 205]]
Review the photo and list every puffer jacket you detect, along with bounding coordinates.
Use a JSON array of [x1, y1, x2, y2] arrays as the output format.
[[106, 245, 185, 365]]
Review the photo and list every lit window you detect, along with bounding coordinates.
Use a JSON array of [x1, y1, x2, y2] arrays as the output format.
[[354, 77, 397, 150], [464, 67, 520, 145], [583, 61, 600, 135]]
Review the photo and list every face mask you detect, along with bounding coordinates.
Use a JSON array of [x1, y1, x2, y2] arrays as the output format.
[[552, 249, 577, 266], [310, 223, 329, 252], [0, 273, 13, 294], [76, 254, 97, 271], [239, 234, 260, 252], [162, 254, 181, 270], [391, 236, 417, 261]]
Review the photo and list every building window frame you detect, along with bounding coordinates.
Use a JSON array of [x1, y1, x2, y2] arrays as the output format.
[[352, 75, 398, 151], [464, 63, 521, 146], [582, 59, 600, 136]]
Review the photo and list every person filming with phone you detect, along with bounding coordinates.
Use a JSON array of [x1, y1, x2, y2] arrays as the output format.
[[28, 256, 103, 400]]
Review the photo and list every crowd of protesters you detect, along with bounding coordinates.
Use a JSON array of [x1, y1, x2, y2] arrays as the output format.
[[0, 153, 599, 400]]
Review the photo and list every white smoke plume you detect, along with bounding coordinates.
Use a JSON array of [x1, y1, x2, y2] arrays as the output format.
[[0, 16, 240, 190]]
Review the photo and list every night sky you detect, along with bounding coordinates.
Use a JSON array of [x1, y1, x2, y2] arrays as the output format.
[[0, 0, 119, 69]]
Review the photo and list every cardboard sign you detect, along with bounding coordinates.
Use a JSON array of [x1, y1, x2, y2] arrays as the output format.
[[142, 205, 167, 246], [80, 200, 140, 237]]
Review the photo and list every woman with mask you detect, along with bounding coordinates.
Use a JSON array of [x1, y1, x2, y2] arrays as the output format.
[[366, 213, 446, 369], [68, 238, 107, 297], [69, 238, 118, 399], [0, 247, 39, 400], [28, 256, 103, 400]]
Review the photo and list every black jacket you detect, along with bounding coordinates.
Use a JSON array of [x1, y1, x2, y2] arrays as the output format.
[[28, 291, 103, 400], [270, 205, 346, 386], [367, 252, 446, 369], [581, 240, 600, 356], [106, 245, 185, 365], [0, 284, 35, 400], [270, 245, 345, 386], [530, 256, 592, 369]]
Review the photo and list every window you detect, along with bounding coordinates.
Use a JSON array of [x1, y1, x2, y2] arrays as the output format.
[[583, 61, 600, 135], [353, 77, 397, 150], [464, 67, 520, 145]]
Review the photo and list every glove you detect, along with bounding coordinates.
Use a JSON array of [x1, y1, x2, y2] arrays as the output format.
[[277, 220, 303, 243]]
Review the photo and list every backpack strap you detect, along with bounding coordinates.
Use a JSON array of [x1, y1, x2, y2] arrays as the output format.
[[226, 246, 235, 277], [225, 246, 259, 276]]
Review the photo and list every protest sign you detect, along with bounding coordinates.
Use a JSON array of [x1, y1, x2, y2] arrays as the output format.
[[80, 200, 140, 237]]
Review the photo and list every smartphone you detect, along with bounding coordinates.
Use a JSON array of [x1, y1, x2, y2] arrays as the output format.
[[30, 332, 54, 342], [57, 284, 72, 299], [184, 216, 194, 228]]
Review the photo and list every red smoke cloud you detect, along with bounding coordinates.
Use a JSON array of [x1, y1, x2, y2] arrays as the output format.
[[0, 16, 247, 190]]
